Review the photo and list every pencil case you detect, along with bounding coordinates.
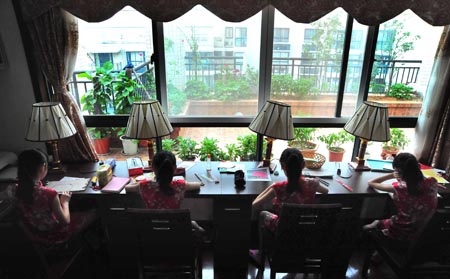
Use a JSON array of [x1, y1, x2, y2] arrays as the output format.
[[97, 163, 113, 187]]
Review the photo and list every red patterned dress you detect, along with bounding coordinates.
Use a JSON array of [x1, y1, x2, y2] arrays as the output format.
[[18, 182, 95, 244], [263, 177, 319, 232], [380, 177, 438, 240], [139, 179, 186, 209]]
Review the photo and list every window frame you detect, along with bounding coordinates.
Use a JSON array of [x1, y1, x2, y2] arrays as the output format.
[[61, 6, 419, 160]]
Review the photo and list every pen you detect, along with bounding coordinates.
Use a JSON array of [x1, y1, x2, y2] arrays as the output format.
[[336, 179, 353, 192], [319, 178, 329, 186], [194, 173, 204, 185]]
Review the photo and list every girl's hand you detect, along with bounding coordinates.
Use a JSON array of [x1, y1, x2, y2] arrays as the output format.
[[60, 191, 72, 203]]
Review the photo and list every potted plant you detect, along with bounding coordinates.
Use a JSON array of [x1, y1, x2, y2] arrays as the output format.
[[318, 130, 354, 162], [177, 136, 198, 161], [289, 128, 317, 158], [115, 128, 139, 155], [88, 127, 111, 155], [79, 61, 115, 154], [236, 134, 266, 161], [198, 137, 224, 161], [381, 128, 410, 159], [162, 138, 177, 152]]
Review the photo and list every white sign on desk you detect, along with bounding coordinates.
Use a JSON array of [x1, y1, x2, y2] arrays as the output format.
[[246, 167, 272, 181]]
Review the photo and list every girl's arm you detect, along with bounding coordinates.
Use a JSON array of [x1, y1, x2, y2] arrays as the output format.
[[185, 181, 203, 191], [316, 181, 329, 194], [252, 185, 275, 209], [51, 192, 71, 225], [125, 181, 140, 193], [368, 173, 396, 193]]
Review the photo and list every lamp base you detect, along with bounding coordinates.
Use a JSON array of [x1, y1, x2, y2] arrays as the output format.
[[257, 161, 277, 173], [348, 161, 371, 172], [48, 164, 66, 175], [143, 161, 153, 173]]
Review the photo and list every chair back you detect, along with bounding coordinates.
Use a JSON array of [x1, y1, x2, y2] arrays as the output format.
[[269, 203, 342, 273], [128, 208, 195, 266], [103, 207, 138, 270], [316, 194, 364, 276], [406, 208, 450, 266]]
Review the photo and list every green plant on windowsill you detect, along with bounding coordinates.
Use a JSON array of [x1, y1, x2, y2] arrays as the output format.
[[289, 128, 317, 150], [177, 136, 198, 161], [318, 130, 354, 153], [236, 134, 267, 161], [162, 138, 177, 152], [114, 70, 143, 114], [383, 128, 409, 152], [198, 137, 224, 161], [223, 143, 239, 161]]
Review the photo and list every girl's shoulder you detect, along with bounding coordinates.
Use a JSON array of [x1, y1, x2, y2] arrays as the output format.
[[272, 181, 288, 188]]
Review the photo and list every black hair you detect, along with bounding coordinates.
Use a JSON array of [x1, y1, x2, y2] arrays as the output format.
[[392, 152, 424, 195], [152, 151, 176, 196], [279, 148, 304, 194], [16, 149, 47, 206]]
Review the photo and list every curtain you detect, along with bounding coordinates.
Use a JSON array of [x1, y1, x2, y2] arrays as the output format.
[[18, 0, 450, 26], [415, 26, 450, 173], [26, 8, 98, 162]]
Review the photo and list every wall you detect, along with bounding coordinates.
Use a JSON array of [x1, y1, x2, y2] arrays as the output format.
[[0, 0, 44, 153]]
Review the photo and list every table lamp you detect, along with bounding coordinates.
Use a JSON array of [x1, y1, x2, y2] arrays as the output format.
[[249, 100, 294, 173], [344, 101, 390, 171], [124, 100, 173, 171], [25, 102, 77, 172]]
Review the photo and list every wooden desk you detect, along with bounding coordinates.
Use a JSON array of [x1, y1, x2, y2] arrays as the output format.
[[54, 160, 447, 278]]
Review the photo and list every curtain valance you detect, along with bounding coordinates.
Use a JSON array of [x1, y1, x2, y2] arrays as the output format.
[[19, 0, 450, 26]]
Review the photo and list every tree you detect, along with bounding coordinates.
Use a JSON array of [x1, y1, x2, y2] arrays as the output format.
[[378, 19, 421, 60]]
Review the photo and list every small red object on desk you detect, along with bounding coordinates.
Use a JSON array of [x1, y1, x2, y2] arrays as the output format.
[[127, 158, 144, 176], [336, 179, 353, 192]]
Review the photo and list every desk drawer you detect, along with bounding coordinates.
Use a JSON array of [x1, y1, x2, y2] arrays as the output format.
[[213, 198, 252, 224]]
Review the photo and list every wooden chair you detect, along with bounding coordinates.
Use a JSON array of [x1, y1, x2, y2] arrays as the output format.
[[128, 208, 202, 279], [362, 209, 450, 279], [103, 207, 138, 276], [316, 194, 364, 278], [0, 198, 86, 279], [258, 203, 342, 279]]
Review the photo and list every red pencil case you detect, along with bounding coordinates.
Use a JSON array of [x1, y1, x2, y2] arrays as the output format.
[[127, 158, 144, 176]]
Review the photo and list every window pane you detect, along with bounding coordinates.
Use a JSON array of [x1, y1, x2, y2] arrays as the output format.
[[342, 22, 369, 117], [368, 10, 444, 117], [71, 7, 156, 116], [270, 9, 347, 117], [164, 5, 261, 117]]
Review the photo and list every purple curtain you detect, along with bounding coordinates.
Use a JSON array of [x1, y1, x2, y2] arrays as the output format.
[[415, 26, 450, 173], [26, 8, 99, 162]]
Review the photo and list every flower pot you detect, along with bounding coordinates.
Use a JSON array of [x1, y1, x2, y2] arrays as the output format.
[[93, 137, 110, 155], [289, 141, 317, 158], [139, 140, 148, 147], [120, 135, 138, 155], [381, 146, 399, 160], [328, 148, 345, 162]]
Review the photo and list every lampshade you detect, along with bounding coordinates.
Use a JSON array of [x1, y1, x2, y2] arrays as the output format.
[[25, 102, 77, 142], [344, 101, 390, 142], [249, 100, 294, 140], [125, 100, 173, 139]]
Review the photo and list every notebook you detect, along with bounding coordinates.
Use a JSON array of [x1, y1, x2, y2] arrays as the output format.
[[46, 177, 90, 193], [100, 177, 131, 193]]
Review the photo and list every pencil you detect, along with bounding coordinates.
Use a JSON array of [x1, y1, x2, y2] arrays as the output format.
[[336, 179, 353, 192], [319, 178, 329, 186], [194, 173, 204, 184]]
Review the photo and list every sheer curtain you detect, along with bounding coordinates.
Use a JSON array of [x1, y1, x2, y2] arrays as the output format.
[[415, 26, 450, 173], [26, 8, 98, 162]]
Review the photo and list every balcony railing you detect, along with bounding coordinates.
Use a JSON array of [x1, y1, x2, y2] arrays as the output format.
[[68, 60, 155, 110]]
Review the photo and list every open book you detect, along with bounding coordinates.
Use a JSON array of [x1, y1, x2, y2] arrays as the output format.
[[46, 177, 90, 193]]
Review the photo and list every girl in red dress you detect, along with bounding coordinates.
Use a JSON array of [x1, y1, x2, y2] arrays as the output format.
[[250, 148, 329, 267], [364, 152, 438, 241], [16, 149, 96, 244], [126, 151, 204, 232]]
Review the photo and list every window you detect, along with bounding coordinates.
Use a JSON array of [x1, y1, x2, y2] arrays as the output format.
[[367, 10, 444, 117], [274, 28, 289, 43], [235, 27, 247, 47], [163, 5, 261, 117], [69, 6, 444, 160], [126, 51, 146, 66]]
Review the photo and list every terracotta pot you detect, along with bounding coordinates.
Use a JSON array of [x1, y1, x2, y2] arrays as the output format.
[[328, 148, 344, 162], [139, 140, 148, 147], [93, 137, 110, 155], [381, 146, 399, 160], [289, 141, 317, 158]]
